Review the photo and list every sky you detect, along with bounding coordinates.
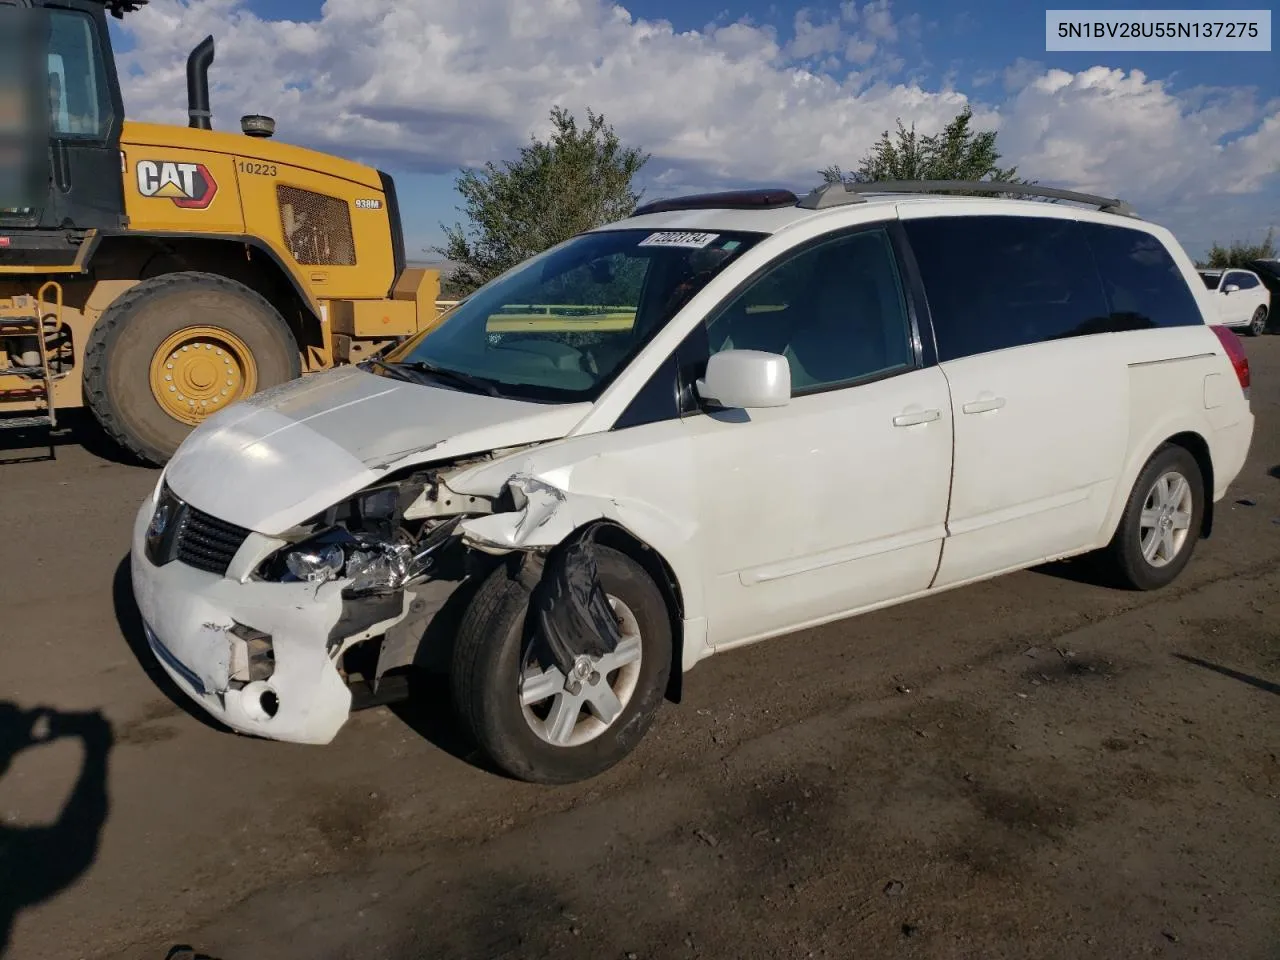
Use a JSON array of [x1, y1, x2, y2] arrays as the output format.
[[110, 0, 1280, 261]]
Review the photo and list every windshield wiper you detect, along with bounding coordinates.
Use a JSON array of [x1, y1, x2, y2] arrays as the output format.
[[368, 358, 502, 397]]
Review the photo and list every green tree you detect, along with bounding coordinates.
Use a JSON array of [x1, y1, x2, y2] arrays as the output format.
[[1201, 228, 1276, 268], [821, 105, 1024, 187], [436, 107, 650, 295]]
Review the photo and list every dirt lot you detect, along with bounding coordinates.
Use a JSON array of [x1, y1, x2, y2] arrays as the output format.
[[1, 339, 1278, 960]]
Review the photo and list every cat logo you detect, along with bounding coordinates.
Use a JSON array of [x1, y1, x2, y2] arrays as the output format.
[[135, 160, 218, 210]]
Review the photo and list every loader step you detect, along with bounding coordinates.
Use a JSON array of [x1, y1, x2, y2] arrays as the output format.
[[0, 317, 42, 336], [0, 414, 55, 431]]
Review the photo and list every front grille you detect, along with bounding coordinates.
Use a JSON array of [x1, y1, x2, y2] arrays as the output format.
[[175, 504, 251, 576], [277, 185, 356, 266]]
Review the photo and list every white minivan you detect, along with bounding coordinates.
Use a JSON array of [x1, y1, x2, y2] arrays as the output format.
[[131, 182, 1255, 783]]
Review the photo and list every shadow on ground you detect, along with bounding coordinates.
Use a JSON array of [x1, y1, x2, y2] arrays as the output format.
[[0, 703, 113, 956], [0, 410, 145, 467], [1174, 653, 1280, 697]]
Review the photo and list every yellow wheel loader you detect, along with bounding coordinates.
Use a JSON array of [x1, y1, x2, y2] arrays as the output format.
[[0, 0, 444, 463]]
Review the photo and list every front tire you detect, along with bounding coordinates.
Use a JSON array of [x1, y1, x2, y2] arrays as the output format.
[[1097, 444, 1205, 591], [450, 546, 672, 784], [84, 272, 300, 465], [1247, 306, 1268, 337]]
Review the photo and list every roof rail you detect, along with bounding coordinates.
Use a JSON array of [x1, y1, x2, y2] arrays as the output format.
[[796, 180, 1136, 217]]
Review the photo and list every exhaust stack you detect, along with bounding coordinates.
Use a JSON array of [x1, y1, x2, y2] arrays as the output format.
[[186, 35, 215, 130]]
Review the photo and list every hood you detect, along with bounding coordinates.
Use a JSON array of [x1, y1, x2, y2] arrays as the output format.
[[163, 365, 589, 535]]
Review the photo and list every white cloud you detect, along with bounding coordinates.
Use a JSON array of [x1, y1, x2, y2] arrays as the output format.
[[999, 66, 1280, 208], [115, 0, 1280, 247]]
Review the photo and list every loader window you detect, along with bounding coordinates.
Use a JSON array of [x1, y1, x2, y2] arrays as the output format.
[[382, 228, 765, 403], [46, 9, 112, 139]]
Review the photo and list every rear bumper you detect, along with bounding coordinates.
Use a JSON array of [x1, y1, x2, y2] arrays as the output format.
[[1212, 411, 1254, 502]]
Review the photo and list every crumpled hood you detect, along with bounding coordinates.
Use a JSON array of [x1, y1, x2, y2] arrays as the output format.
[[163, 365, 589, 535]]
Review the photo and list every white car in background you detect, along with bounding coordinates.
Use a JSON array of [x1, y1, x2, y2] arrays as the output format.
[[1198, 268, 1271, 336], [131, 181, 1255, 784]]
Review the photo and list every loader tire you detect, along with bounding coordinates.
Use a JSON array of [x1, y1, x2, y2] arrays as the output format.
[[84, 272, 300, 465]]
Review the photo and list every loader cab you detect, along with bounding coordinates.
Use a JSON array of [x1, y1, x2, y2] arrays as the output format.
[[0, 0, 127, 260]]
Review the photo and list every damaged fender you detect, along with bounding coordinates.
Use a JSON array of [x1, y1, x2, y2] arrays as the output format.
[[448, 461, 712, 672]]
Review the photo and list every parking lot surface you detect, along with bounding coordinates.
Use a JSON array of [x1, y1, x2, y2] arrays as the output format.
[[2, 339, 1278, 960]]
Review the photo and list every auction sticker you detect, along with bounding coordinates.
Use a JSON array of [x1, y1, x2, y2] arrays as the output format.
[[638, 231, 720, 248]]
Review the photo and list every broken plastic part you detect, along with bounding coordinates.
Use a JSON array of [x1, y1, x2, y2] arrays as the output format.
[[519, 525, 622, 677]]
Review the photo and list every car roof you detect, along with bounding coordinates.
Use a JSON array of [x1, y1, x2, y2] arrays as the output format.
[[594, 193, 1149, 239]]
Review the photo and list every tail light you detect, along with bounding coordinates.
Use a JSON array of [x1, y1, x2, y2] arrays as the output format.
[[1210, 325, 1250, 393]]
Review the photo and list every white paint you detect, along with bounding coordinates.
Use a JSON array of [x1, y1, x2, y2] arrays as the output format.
[[134, 193, 1257, 747], [1198, 268, 1271, 329]]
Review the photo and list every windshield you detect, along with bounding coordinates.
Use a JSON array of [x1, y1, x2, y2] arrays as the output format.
[[1198, 272, 1220, 290], [379, 228, 764, 402]]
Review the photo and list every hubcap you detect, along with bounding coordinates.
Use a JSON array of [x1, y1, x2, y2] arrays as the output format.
[[148, 327, 258, 426], [519, 596, 643, 747], [1139, 470, 1193, 568]]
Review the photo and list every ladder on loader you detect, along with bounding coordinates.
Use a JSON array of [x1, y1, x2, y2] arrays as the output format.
[[0, 281, 61, 456]]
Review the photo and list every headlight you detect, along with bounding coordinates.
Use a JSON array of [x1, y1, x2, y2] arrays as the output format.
[[268, 528, 412, 593], [344, 545, 409, 593], [285, 543, 345, 583]]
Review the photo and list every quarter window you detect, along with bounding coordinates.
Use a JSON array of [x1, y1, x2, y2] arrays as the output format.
[[1079, 222, 1202, 329], [705, 229, 915, 394], [904, 215, 1110, 361]]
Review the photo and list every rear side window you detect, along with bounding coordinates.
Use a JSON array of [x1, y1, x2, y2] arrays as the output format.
[[1079, 223, 1203, 329], [903, 215, 1109, 361]]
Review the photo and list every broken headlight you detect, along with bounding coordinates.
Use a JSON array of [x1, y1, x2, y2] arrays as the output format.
[[266, 528, 411, 592]]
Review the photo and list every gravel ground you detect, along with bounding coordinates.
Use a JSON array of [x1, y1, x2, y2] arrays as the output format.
[[1, 337, 1277, 960]]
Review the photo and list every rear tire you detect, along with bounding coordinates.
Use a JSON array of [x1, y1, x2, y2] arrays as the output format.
[[84, 272, 300, 465], [450, 546, 672, 784], [1097, 444, 1204, 591], [1247, 306, 1268, 337]]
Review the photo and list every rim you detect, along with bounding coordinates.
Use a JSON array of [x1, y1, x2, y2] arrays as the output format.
[[148, 327, 258, 426], [1139, 469, 1194, 569], [1252, 308, 1267, 335], [519, 595, 643, 747]]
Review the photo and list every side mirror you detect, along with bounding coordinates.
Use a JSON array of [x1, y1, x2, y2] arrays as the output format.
[[1224, 283, 1240, 294], [695, 349, 791, 409]]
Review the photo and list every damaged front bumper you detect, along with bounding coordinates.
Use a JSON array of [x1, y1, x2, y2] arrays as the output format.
[[129, 492, 408, 745]]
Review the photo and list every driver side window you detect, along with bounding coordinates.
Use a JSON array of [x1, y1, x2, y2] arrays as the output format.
[[706, 228, 915, 394]]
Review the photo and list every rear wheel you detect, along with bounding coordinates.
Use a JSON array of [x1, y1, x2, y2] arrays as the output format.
[[84, 272, 300, 464], [1247, 306, 1268, 337], [1097, 444, 1204, 591], [450, 546, 672, 784]]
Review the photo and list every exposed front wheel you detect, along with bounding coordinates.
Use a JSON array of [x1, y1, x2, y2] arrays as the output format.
[[1248, 306, 1268, 337], [1097, 444, 1205, 591], [450, 546, 672, 784], [84, 271, 300, 465]]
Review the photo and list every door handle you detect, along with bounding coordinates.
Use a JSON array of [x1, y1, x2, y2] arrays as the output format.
[[892, 408, 941, 427], [962, 396, 1006, 415]]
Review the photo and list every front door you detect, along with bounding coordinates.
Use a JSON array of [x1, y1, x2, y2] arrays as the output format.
[[686, 225, 955, 647]]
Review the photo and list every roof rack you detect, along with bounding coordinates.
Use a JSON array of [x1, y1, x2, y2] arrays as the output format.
[[632, 189, 800, 218], [796, 180, 1136, 217]]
